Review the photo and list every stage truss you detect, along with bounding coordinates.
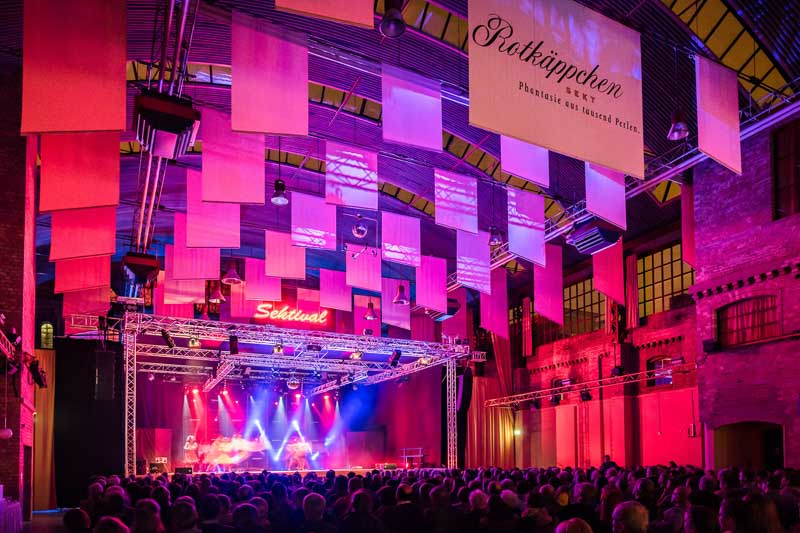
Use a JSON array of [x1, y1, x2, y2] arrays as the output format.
[[109, 312, 474, 476]]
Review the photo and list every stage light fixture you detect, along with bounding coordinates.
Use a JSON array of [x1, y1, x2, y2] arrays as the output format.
[[307, 344, 323, 352], [208, 282, 225, 304], [229, 335, 239, 355], [351, 214, 368, 239], [513, 428, 523, 437], [148, 373, 155, 382], [160, 329, 175, 349], [392, 284, 410, 305], [192, 387, 199, 394], [532, 398, 542, 410], [488, 225, 504, 247], [222, 388, 229, 396], [610, 365, 625, 377], [271, 178, 289, 206], [350, 350, 363, 360], [389, 350, 401, 367], [287, 377, 300, 390], [380, 0, 406, 37], [188, 337, 201, 349], [550, 395, 561, 406], [363, 301, 378, 321], [667, 109, 689, 141], [362, 328, 373, 335], [243, 366, 252, 377], [323, 394, 330, 400], [295, 393, 302, 400], [580, 389, 592, 402], [221, 262, 242, 285], [418, 355, 433, 365], [273, 343, 284, 354], [169, 376, 178, 383]]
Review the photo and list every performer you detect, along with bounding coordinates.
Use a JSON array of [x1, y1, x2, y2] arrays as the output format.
[[183, 435, 199, 469], [285, 436, 311, 471]]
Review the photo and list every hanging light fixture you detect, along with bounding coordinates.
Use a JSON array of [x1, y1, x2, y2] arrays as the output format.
[[488, 225, 503, 247], [351, 214, 368, 239], [380, 0, 406, 37], [188, 337, 201, 349], [271, 137, 290, 206], [364, 300, 378, 321], [667, 48, 689, 141], [392, 283, 409, 305], [208, 281, 225, 304], [221, 260, 242, 285]]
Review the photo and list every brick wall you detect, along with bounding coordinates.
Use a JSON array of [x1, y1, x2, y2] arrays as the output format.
[[693, 126, 800, 468]]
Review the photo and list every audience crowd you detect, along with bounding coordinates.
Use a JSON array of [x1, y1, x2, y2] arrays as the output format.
[[64, 458, 800, 533]]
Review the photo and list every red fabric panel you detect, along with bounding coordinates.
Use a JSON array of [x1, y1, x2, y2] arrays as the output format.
[[22, 0, 125, 133], [39, 133, 120, 212], [434, 169, 478, 233], [534, 244, 563, 325], [381, 278, 411, 330], [456, 230, 491, 294], [500, 136, 549, 187], [410, 310, 436, 341], [682, 183, 696, 268], [586, 163, 627, 230], [231, 13, 308, 135], [243, 258, 281, 301], [346, 246, 382, 292], [319, 269, 351, 311], [186, 169, 240, 248], [696, 55, 742, 174], [201, 108, 265, 204], [62, 286, 110, 334], [625, 254, 639, 329], [480, 268, 509, 338], [441, 287, 468, 340], [325, 142, 379, 210], [228, 282, 260, 319], [353, 295, 381, 336], [265, 230, 306, 279], [381, 211, 421, 267], [153, 271, 195, 317], [169, 214, 220, 280], [522, 297, 533, 357], [274, 0, 373, 28], [381, 64, 442, 151], [416, 255, 448, 314], [54, 255, 110, 293], [291, 193, 337, 250], [49, 207, 116, 260], [592, 238, 624, 304], [507, 188, 546, 266]]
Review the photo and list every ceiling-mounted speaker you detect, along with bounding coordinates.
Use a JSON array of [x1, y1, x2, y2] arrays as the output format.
[[380, 0, 406, 37], [133, 89, 200, 160], [566, 217, 622, 255]]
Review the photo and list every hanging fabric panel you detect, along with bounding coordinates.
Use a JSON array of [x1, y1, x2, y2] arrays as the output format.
[[346, 246, 382, 292], [243, 258, 282, 301], [585, 162, 627, 230], [507, 188, 546, 266], [416, 255, 448, 314], [319, 269, 352, 311], [456, 230, 491, 294], [49, 207, 116, 261], [325, 142, 379, 209], [291, 193, 337, 250], [169, 214, 220, 280], [592, 238, 624, 304], [381, 278, 411, 330], [265, 230, 306, 279], [186, 169, 241, 248], [533, 244, 564, 325], [500, 136, 550, 187], [54, 255, 110, 294], [434, 169, 478, 233], [381, 211, 421, 267], [381, 64, 442, 152], [480, 267, 509, 338], [696, 55, 742, 174]]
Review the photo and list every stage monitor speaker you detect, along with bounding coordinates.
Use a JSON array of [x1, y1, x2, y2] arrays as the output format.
[[94, 351, 116, 401], [702, 339, 720, 353], [149, 463, 167, 474], [175, 467, 193, 475]]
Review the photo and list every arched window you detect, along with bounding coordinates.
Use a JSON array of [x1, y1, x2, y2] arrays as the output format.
[[717, 296, 779, 347], [40, 321, 54, 349], [647, 356, 675, 387]]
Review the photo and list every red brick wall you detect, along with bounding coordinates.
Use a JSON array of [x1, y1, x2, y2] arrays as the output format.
[[693, 126, 800, 468]]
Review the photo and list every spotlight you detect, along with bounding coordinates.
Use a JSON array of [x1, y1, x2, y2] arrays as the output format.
[[351, 215, 368, 239], [188, 337, 201, 349], [148, 373, 155, 382], [488, 225, 504, 247], [418, 355, 432, 365], [271, 178, 289, 206], [295, 393, 302, 400], [273, 343, 284, 354], [0, 428, 13, 440], [380, 0, 406, 37], [392, 284, 409, 305], [169, 376, 178, 383], [532, 398, 542, 410], [222, 388, 229, 396], [323, 394, 330, 400], [243, 366, 252, 377], [192, 387, 199, 394], [363, 301, 378, 321], [513, 429, 522, 437], [229, 335, 239, 355], [389, 350, 401, 367], [160, 329, 175, 349], [221, 262, 242, 285], [580, 389, 592, 402], [350, 350, 363, 360], [550, 395, 560, 406], [287, 377, 300, 390], [667, 109, 689, 141], [208, 281, 225, 304], [610, 365, 625, 377]]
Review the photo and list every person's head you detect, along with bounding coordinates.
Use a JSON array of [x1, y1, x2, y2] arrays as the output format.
[[683, 505, 717, 533], [248, 497, 269, 521], [600, 486, 624, 523], [217, 494, 231, 515], [197, 495, 220, 521], [270, 482, 287, 502], [94, 517, 130, 533], [231, 503, 259, 529], [612, 501, 649, 533], [351, 489, 373, 514], [133, 499, 163, 533], [573, 482, 597, 506], [396, 483, 414, 503], [236, 484, 254, 502], [170, 501, 198, 532], [88, 483, 104, 501], [499, 489, 520, 511], [347, 476, 363, 494], [672, 486, 691, 508], [556, 518, 593, 533], [302, 493, 326, 522], [63, 508, 91, 532], [699, 475, 717, 492], [376, 485, 396, 507], [719, 469, 740, 491], [429, 485, 451, 508], [604, 455, 612, 463], [719, 498, 751, 533]]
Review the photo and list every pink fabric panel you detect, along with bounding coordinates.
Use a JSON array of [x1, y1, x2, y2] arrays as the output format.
[[39, 133, 120, 212], [416, 255, 448, 314], [297, 288, 321, 313], [585, 163, 627, 230], [480, 267, 509, 338], [434, 169, 478, 233], [201, 108, 265, 204], [169, 215, 220, 280], [49, 207, 116, 260], [319, 269, 352, 311], [441, 287, 468, 339], [682, 183, 696, 268], [153, 272, 195, 318], [265, 230, 306, 279], [381, 64, 442, 151], [274, 0, 373, 28], [696, 55, 742, 174], [231, 13, 308, 135], [163, 279, 206, 305], [243, 258, 281, 301], [291, 193, 337, 250], [381, 278, 411, 330], [346, 246, 382, 292], [54, 255, 110, 294], [325, 142, 379, 209], [507, 188, 546, 266], [500, 136, 549, 187], [592, 238, 624, 304], [381, 211, 421, 267], [186, 169, 240, 248], [411, 311, 436, 341], [456, 230, 491, 294], [21, 0, 125, 133], [353, 295, 381, 336], [534, 244, 563, 325], [62, 286, 110, 335]]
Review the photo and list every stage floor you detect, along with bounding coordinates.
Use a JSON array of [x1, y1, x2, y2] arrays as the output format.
[[153, 468, 376, 477]]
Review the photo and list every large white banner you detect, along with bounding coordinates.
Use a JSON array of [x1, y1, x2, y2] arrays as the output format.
[[468, 0, 645, 178]]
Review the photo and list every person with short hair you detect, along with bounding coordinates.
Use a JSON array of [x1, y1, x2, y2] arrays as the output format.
[[340, 489, 386, 533], [64, 508, 92, 533], [556, 517, 593, 533], [94, 516, 130, 533], [298, 492, 336, 533], [612, 501, 649, 533]]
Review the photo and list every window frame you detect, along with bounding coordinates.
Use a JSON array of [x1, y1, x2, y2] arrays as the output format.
[[716, 295, 780, 348], [637, 243, 695, 319]]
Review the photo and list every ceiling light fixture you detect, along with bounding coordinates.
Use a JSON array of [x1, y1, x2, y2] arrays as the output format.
[[380, 0, 407, 37], [273, 343, 284, 355], [350, 350, 363, 360], [188, 337, 201, 349], [271, 178, 289, 206], [667, 109, 689, 141], [351, 214, 368, 239], [221, 261, 242, 285], [364, 300, 378, 321], [208, 281, 225, 304], [392, 284, 409, 305]]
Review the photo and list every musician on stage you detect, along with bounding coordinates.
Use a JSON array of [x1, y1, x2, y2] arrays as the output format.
[[183, 435, 199, 469], [285, 436, 311, 471]]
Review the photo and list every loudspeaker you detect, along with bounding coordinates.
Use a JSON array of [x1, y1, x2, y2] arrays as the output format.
[[702, 339, 720, 353], [94, 351, 116, 401], [175, 467, 193, 475], [149, 463, 167, 474]]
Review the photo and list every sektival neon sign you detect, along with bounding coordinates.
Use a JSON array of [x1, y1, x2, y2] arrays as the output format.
[[254, 303, 329, 325]]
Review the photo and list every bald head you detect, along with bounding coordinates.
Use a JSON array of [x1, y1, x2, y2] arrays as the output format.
[[612, 501, 649, 533]]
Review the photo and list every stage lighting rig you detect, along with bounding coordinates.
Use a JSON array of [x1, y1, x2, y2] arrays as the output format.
[[389, 350, 401, 367]]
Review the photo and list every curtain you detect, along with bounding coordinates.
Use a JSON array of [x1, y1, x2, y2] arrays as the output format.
[[625, 254, 639, 328], [33, 349, 56, 510], [720, 296, 778, 346], [465, 377, 514, 468]]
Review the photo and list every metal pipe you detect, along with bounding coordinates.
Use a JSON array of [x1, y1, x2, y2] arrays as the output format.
[[168, 0, 191, 95], [177, 0, 200, 97], [158, 0, 176, 92], [134, 151, 154, 252], [141, 157, 164, 251]]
